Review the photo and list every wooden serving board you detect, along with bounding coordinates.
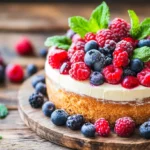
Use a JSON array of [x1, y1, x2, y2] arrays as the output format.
[[18, 71, 150, 150]]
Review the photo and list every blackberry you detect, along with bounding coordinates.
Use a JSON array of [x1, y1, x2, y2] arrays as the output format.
[[98, 47, 107, 55], [0, 65, 5, 83], [29, 92, 44, 108], [105, 56, 113, 66], [123, 68, 136, 77], [66, 114, 84, 130]]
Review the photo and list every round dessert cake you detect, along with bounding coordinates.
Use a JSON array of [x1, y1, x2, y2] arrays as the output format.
[[44, 4, 150, 125]]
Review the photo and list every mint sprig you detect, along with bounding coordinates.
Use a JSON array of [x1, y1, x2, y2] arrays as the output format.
[[69, 2, 110, 37], [0, 104, 8, 119], [44, 36, 71, 50]]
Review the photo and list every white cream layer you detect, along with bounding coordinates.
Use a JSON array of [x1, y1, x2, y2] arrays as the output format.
[[45, 60, 150, 102]]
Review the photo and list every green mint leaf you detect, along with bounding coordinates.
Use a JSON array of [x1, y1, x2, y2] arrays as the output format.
[[44, 36, 71, 50], [0, 136, 2, 140], [68, 16, 90, 37], [132, 46, 150, 62], [0, 104, 8, 119], [89, 1, 110, 32], [128, 10, 141, 39]]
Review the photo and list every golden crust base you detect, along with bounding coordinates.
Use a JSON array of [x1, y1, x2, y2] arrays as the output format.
[[46, 75, 150, 125]]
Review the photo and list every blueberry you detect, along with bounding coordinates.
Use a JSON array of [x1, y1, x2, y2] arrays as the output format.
[[66, 114, 84, 130], [139, 121, 150, 139], [42, 101, 55, 117], [51, 109, 68, 126], [81, 123, 95, 137], [27, 64, 38, 77], [39, 48, 47, 57], [138, 39, 150, 47], [130, 59, 144, 73], [35, 82, 47, 96], [90, 72, 104, 86], [0, 65, 5, 83], [98, 47, 107, 55], [66, 29, 76, 39], [123, 67, 136, 77], [32, 75, 45, 88], [105, 56, 113, 66], [84, 40, 99, 53]]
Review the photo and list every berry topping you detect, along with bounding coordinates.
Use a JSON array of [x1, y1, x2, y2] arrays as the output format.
[[84, 32, 96, 42], [48, 49, 68, 69], [0, 65, 5, 83], [94, 118, 110, 137], [145, 61, 150, 69], [104, 40, 116, 53], [39, 48, 48, 57], [70, 50, 85, 64], [69, 62, 91, 80], [66, 114, 84, 130], [102, 65, 123, 84], [6, 64, 24, 83], [29, 92, 44, 108], [130, 58, 144, 73], [123, 37, 138, 48], [137, 68, 150, 87], [66, 29, 76, 39], [31, 75, 45, 88], [123, 67, 136, 77], [84, 40, 99, 53], [109, 18, 130, 41], [81, 123, 96, 137], [96, 29, 115, 47], [59, 62, 71, 75], [105, 56, 113, 66], [138, 39, 150, 47], [114, 117, 135, 137], [42, 101, 55, 117], [26, 64, 38, 77], [121, 76, 139, 89], [90, 72, 104, 86], [72, 34, 82, 42], [139, 121, 150, 139], [35, 82, 47, 96], [51, 109, 68, 126]]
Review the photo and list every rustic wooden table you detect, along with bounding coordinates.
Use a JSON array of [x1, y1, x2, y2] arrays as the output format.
[[0, 2, 149, 150]]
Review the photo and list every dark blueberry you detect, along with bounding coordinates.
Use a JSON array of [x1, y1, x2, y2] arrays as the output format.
[[26, 64, 38, 77], [29, 92, 44, 108], [31, 75, 45, 88], [139, 121, 150, 139], [66, 29, 76, 39], [123, 67, 137, 77], [130, 59, 144, 73], [42, 101, 55, 117], [35, 82, 47, 96], [39, 48, 47, 57], [98, 47, 107, 55], [0, 65, 5, 83], [105, 56, 113, 66], [90, 72, 104, 86], [66, 114, 84, 130], [81, 123, 95, 137], [51, 109, 68, 126], [84, 40, 99, 53], [138, 39, 150, 47]]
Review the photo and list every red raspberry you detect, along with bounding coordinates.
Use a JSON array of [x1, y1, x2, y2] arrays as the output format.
[[96, 29, 116, 47], [114, 117, 135, 137], [94, 118, 110, 137], [104, 40, 116, 52], [84, 32, 96, 42], [109, 18, 130, 41], [102, 65, 123, 84], [15, 37, 34, 56], [122, 76, 139, 89], [59, 62, 71, 75], [145, 61, 150, 69], [137, 68, 150, 87], [6, 64, 24, 83], [123, 37, 138, 48], [70, 50, 85, 64], [113, 51, 129, 67], [72, 34, 83, 42], [69, 62, 91, 80], [49, 50, 68, 69]]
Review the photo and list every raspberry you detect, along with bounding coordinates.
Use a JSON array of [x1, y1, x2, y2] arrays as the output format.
[[15, 37, 34, 56], [137, 68, 150, 87], [113, 51, 129, 67], [49, 50, 68, 69], [104, 40, 116, 52], [102, 65, 123, 84], [109, 18, 130, 41], [72, 34, 83, 42], [70, 50, 85, 64], [145, 61, 150, 69], [114, 117, 135, 137], [96, 29, 115, 47], [116, 40, 133, 56], [84, 32, 96, 42], [122, 76, 139, 89], [69, 62, 91, 80], [123, 37, 138, 48], [94, 118, 110, 137], [59, 62, 71, 75], [6, 64, 24, 83]]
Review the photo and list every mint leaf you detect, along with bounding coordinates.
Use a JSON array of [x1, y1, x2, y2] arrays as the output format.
[[0, 136, 2, 140], [89, 1, 110, 32], [128, 10, 141, 38], [44, 36, 71, 50], [68, 16, 90, 37], [0, 104, 8, 119], [132, 46, 150, 62]]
